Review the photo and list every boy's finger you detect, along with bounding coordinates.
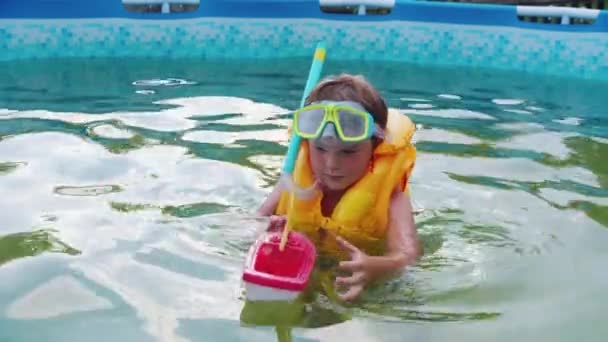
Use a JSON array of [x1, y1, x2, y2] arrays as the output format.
[[335, 236, 359, 254], [266, 216, 286, 232], [267, 221, 279, 232], [338, 284, 364, 302], [335, 273, 364, 286], [339, 260, 362, 272]]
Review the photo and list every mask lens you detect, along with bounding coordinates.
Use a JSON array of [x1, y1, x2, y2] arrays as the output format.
[[336, 108, 367, 139], [295, 107, 326, 137]]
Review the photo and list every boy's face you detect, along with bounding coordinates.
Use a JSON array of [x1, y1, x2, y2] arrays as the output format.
[[309, 135, 373, 192]]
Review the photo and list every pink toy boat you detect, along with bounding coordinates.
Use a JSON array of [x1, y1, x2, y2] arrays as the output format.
[[242, 231, 316, 301]]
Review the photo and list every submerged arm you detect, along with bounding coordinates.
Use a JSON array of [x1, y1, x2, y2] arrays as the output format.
[[335, 190, 422, 300]]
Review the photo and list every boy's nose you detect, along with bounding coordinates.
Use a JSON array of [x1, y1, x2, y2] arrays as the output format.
[[325, 151, 340, 171]]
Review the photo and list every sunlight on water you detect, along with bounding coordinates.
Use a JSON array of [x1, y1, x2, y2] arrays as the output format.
[[0, 58, 607, 341]]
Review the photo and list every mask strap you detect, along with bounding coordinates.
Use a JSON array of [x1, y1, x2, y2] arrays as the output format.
[[374, 124, 388, 141]]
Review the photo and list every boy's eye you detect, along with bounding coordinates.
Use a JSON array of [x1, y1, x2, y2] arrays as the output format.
[[341, 149, 357, 155], [314, 145, 327, 152]]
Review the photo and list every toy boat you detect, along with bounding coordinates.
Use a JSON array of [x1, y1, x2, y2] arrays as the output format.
[[242, 231, 316, 301]]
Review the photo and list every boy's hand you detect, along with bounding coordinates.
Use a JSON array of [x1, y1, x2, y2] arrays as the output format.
[[334, 236, 372, 302], [266, 215, 287, 232]]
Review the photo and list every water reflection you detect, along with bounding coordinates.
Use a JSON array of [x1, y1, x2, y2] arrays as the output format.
[[0, 161, 26, 175], [0, 58, 607, 341], [0, 229, 80, 267]]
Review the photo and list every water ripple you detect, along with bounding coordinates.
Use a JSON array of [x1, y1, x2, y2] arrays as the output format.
[[0, 58, 607, 341], [132, 78, 196, 87], [54, 185, 123, 197]]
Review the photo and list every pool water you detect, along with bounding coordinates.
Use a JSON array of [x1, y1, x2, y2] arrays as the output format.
[[0, 57, 607, 341]]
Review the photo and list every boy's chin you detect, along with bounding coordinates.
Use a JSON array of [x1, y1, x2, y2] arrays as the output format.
[[321, 180, 352, 192]]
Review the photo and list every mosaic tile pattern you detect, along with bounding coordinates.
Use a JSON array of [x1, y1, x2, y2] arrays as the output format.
[[1, 18, 607, 81]]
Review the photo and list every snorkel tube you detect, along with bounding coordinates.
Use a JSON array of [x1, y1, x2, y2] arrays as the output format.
[[282, 41, 326, 179], [279, 41, 326, 250]]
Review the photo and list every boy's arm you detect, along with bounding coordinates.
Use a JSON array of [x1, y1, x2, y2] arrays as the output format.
[[256, 183, 284, 216], [383, 190, 422, 270], [335, 190, 422, 301], [348, 190, 421, 278]]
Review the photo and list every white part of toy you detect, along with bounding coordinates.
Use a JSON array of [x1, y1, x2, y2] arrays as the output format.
[[244, 281, 301, 302]]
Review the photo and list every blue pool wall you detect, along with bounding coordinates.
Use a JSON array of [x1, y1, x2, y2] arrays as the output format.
[[1, 0, 608, 81]]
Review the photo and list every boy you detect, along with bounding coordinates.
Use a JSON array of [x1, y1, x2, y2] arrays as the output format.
[[258, 74, 421, 302]]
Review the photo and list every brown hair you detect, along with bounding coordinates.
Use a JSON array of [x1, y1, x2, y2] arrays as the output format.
[[304, 74, 388, 129]]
